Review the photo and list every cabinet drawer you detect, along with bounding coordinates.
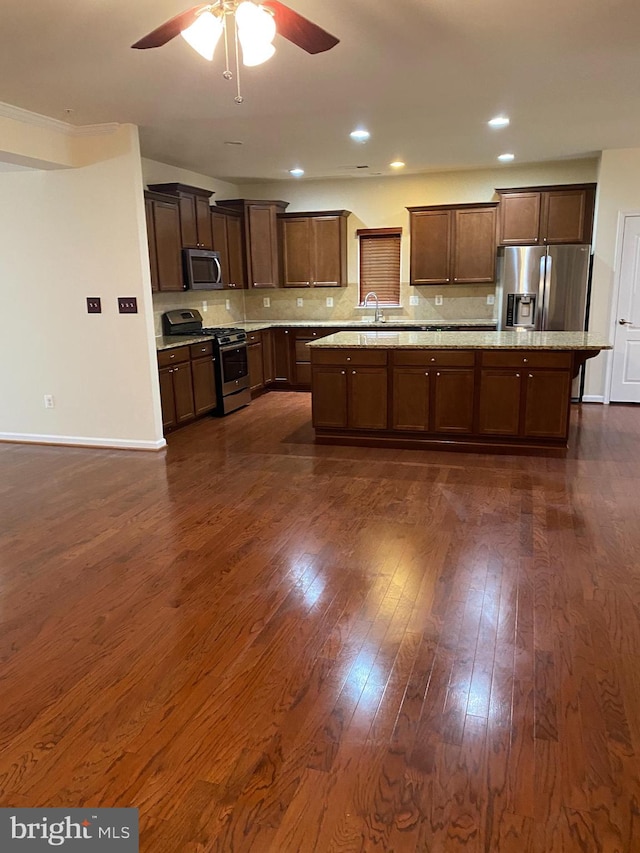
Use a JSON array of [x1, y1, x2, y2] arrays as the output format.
[[311, 349, 388, 366], [481, 350, 572, 369], [158, 346, 190, 367], [294, 328, 331, 340], [247, 330, 263, 344], [393, 349, 475, 367], [190, 341, 214, 359]]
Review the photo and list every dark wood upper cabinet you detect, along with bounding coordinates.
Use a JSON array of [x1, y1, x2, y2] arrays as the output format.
[[280, 210, 350, 288], [144, 191, 183, 292], [408, 203, 498, 286], [147, 183, 214, 249], [211, 207, 245, 289], [217, 199, 289, 289], [496, 183, 596, 246]]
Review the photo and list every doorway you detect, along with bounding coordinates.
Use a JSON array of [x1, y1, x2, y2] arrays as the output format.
[[610, 214, 640, 403]]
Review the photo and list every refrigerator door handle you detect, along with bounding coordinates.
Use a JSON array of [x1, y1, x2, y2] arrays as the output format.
[[537, 254, 547, 330], [542, 253, 552, 329]]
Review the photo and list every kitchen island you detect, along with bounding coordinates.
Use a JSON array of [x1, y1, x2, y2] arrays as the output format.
[[308, 330, 611, 453]]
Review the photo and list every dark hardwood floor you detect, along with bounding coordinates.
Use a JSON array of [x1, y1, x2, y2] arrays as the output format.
[[1, 394, 639, 852]]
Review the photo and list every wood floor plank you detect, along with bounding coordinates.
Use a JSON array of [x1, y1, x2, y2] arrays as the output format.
[[1, 394, 640, 850]]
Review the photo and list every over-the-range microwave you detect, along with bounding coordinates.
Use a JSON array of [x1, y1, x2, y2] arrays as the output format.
[[183, 248, 223, 290]]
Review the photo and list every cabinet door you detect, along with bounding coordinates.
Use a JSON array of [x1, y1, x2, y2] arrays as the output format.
[[273, 328, 292, 385], [282, 218, 311, 287], [159, 367, 177, 431], [410, 210, 452, 284], [498, 192, 541, 246], [178, 195, 198, 248], [248, 341, 265, 392], [392, 368, 430, 431], [312, 216, 344, 286], [153, 200, 184, 292], [145, 197, 159, 292], [172, 362, 195, 423], [452, 207, 497, 284], [196, 196, 213, 249], [312, 366, 348, 428], [523, 370, 571, 438], [432, 369, 475, 433], [542, 190, 590, 245], [226, 214, 245, 289], [262, 330, 275, 384], [248, 204, 278, 287], [478, 369, 522, 435], [293, 336, 313, 387], [348, 367, 388, 430], [211, 211, 231, 285], [192, 356, 217, 415]]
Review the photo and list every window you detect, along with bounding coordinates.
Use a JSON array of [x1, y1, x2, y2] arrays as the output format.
[[357, 228, 402, 307]]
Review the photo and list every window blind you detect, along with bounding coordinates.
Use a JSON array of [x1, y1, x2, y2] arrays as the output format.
[[357, 228, 402, 306]]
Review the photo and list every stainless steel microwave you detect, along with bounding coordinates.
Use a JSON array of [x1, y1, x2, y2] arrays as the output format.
[[183, 248, 222, 290]]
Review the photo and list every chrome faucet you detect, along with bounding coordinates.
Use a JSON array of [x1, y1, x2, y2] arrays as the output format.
[[363, 291, 384, 323]]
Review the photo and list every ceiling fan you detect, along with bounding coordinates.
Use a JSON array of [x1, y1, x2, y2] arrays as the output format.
[[132, 1, 338, 102]]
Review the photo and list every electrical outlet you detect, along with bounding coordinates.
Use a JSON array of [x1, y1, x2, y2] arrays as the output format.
[[118, 297, 138, 314], [202, 300, 208, 312], [86, 297, 101, 314], [326, 296, 334, 308], [263, 297, 271, 308], [409, 295, 419, 307], [296, 297, 304, 307], [487, 294, 495, 305], [44, 395, 54, 409], [225, 299, 231, 310], [435, 295, 444, 306]]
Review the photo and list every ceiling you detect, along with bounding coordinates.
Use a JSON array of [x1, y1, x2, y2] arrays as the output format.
[[1, 0, 640, 183]]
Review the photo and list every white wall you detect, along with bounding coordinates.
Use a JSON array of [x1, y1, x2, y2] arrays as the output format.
[[0, 124, 164, 449]]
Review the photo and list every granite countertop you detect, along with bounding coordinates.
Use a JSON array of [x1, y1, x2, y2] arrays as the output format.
[[306, 330, 612, 351], [156, 318, 497, 350]]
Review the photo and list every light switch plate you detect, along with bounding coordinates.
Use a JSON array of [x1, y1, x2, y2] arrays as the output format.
[[86, 297, 101, 314], [225, 299, 231, 310], [296, 297, 304, 307], [118, 297, 138, 314], [202, 300, 208, 312], [263, 297, 271, 308], [435, 295, 444, 306], [487, 294, 495, 305], [409, 295, 419, 306], [326, 297, 334, 308]]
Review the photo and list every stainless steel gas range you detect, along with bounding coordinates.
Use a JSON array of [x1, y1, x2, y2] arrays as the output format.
[[162, 309, 250, 415]]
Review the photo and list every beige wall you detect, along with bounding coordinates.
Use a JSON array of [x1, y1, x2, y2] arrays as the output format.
[[241, 159, 599, 324], [0, 123, 164, 449]]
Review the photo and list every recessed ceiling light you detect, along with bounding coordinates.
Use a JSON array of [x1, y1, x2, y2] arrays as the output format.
[[498, 153, 515, 162], [350, 129, 370, 142], [289, 168, 304, 177], [488, 116, 510, 128], [390, 161, 405, 169]]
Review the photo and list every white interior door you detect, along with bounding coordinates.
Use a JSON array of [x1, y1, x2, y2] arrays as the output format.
[[611, 215, 640, 402]]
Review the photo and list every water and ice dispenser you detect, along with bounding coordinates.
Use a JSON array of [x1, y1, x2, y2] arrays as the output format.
[[505, 292, 537, 329]]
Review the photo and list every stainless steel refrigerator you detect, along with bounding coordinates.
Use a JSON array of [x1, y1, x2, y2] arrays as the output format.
[[496, 244, 592, 397]]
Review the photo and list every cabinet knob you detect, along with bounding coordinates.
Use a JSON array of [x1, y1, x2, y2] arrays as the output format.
[[201, 347, 207, 352], [454, 278, 458, 282], [430, 357, 436, 362], [346, 356, 351, 361], [284, 330, 289, 334], [529, 373, 534, 378], [425, 372, 429, 376], [313, 332, 317, 336], [341, 370, 346, 375], [516, 373, 520, 378], [523, 357, 528, 363], [169, 353, 175, 359], [436, 371, 440, 376], [352, 370, 356, 375]]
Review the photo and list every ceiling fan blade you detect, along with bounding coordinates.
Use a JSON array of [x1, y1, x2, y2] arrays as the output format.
[[131, 4, 210, 49], [262, 1, 339, 54]]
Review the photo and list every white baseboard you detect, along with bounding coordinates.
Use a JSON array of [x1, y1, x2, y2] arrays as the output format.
[[0, 432, 166, 451], [581, 395, 605, 404]]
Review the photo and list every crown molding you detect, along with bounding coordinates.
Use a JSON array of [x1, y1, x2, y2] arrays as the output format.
[[0, 101, 119, 137]]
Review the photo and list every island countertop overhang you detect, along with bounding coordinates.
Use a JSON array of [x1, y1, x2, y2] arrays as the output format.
[[307, 330, 611, 351]]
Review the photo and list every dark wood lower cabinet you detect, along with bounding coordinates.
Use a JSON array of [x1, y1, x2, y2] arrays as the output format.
[[191, 356, 217, 415], [262, 330, 275, 385], [311, 347, 590, 452], [170, 362, 195, 425], [157, 342, 216, 434], [248, 336, 265, 393]]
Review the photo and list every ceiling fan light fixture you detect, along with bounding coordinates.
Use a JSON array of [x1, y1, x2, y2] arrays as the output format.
[[498, 152, 515, 161], [289, 168, 305, 177], [390, 161, 405, 169], [488, 116, 510, 128], [350, 129, 370, 142], [236, 1, 277, 66], [180, 10, 223, 61]]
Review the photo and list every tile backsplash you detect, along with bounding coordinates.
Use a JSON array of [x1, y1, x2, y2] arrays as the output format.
[[153, 281, 496, 333]]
